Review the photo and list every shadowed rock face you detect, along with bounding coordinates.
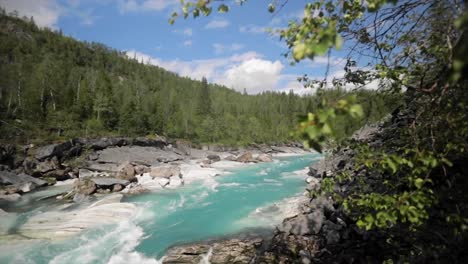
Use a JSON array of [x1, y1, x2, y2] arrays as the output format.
[[163, 238, 263, 264]]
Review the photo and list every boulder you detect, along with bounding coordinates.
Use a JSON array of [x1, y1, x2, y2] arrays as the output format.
[[0, 171, 47, 187], [88, 137, 127, 150], [134, 165, 150, 175], [123, 183, 149, 195], [0, 144, 16, 167], [236, 152, 255, 163], [150, 165, 181, 178], [74, 179, 96, 195], [22, 157, 37, 175], [35, 157, 60, 174], [112, 184, 123, 192], [207, 154, 221, 162], [116, 161, 136, 181], [257, 153, 273, 162], [35, 141, 72, 160], [163, 238, 262, 264], [225, 155, 237, 161], [133, 137, 167, 148], [0, 193, 21, 202], [44, 169, 70, 181], [78, 168, 99, 178], [90, 177, 130, 187], [280, 210, 325, 236]]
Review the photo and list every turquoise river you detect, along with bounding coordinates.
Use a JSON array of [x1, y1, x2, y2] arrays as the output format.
[[0, 153, 320, 263]]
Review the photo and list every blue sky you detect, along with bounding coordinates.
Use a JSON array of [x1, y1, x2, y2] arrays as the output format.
[[1, 0, 354, 94]]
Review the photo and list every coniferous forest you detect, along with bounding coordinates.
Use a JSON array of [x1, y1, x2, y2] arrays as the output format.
[[0, 10, 398, 145]]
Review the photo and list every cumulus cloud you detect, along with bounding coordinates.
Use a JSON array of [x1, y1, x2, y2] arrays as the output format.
[[126, 50, 285, 94], [212, 43, 244, 55], [173, 27, 192, 36], [239, 25, 267, 34], [118, 0, 178, 13], [0, 0, 62, 28], [205, 18, 229, 29], [183, 40, 192, 47], [219, 58, 283, 94]]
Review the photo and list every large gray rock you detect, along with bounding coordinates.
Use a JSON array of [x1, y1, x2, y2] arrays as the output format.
[[87, 137, 129, 150], [150, 165, 181, 178], [207, 154, 221, 162], [35, 142, 72, 160], [236, 152, 255, 163], [280, 210, 325, 236], [163, 238, 262, 264], [74, 179, 96, 195], [90, 177, 129, 187], [133, 137, 167, 148], [0, 171, 47, 186], [116, 161, 136, 181], [96, 146, 182, 165], [35, 157, 60, 174], [257, 153, 273, 162]]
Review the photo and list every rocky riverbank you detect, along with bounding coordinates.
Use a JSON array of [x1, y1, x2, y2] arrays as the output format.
[[158, 119, 391, 263], [0, 137, 310, 242]]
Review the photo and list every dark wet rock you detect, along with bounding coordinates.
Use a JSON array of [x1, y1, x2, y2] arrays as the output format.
[[325, 229, 340, 245], [44, 169, 70, 181], [163, 238, 262, 264], [207, 154, 221, 162], [88, 137, 128, 150], [0, 144, 16, 165], [35, 141, 72, 160], [22, 157, 37, 175], [133, 137, 167, 148], [90, 177, 129, 187], [35, 157, 60, 174], [0, 170, 47, 187]]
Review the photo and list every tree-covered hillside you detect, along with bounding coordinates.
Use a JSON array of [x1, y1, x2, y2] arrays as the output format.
[[0, 10, 397, 145]]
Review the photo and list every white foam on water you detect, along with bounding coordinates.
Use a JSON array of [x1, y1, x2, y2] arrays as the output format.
[[280, 167, 309, 179], [235, 195, 306, 229], [48, 206, 160, 264], [218, 182, 241, 187], [257, 169, 268, 175], [198, 247, 213, 264]]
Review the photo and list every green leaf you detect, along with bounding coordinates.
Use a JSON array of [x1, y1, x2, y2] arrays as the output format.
[[218, 4, 229, 13], [335, 34, 343, 50], [268, 4, 275, 13], [414, 178, 424, 189]]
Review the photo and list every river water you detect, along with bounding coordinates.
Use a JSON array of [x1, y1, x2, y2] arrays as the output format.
[[0, 153, 320, 263]]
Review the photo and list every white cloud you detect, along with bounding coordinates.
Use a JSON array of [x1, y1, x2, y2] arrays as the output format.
[[0, 0, 62, 28], [183, 40, 192, 47], [173, 27, 193, 36], [212, 43, 244, 55], [239, 25, 267, 34], [205, 18, 229, 29], [125, 50, 286, 94], [119, 0, 178, 13], [219, 58, 284, 94]]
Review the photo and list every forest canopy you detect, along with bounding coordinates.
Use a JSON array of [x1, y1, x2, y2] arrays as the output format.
[[0, 9, 397, 145]]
